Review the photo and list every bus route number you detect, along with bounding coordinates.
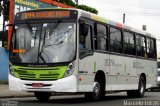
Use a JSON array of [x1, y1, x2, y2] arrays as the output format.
[[105, 59, 115, 66]]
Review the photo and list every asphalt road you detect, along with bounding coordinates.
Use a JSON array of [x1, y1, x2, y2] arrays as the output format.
[[1, 91, 160, 106]]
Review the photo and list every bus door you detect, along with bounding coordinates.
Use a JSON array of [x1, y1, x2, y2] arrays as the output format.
[[78, 19, 95, 92]]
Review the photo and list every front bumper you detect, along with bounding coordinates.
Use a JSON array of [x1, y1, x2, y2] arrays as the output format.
[[9, 74, 77, 92]]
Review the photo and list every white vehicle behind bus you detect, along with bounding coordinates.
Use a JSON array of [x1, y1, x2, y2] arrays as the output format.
[[157, 61, 160, 87]]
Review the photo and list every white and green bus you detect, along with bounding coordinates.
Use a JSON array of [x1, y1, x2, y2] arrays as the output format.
[[9, 8, 157, 101]]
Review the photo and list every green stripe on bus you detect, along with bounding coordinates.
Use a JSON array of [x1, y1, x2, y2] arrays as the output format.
[[94, 61, 96, 73]]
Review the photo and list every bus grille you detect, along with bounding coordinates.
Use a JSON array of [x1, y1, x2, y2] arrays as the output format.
[[13, 66, 67, 81]]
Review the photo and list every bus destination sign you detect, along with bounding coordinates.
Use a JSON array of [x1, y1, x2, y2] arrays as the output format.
[[21, 11, 70, 19]]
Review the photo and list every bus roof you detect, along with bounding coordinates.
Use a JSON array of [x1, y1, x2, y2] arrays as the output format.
[[19, 8, 155, 38]]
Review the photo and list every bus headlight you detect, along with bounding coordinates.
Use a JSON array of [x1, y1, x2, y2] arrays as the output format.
[[64, 62, 75, 77]]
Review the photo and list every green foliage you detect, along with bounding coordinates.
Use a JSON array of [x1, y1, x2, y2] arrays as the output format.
[[56, 0, 98, 14], [58, 0, 76, 7], [76, 4, 98, 14], [0, 0, 10, 21]]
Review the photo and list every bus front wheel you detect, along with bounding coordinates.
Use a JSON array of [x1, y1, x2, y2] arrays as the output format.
[[34, 92, 51, 101], [84, 77, 105, 101]]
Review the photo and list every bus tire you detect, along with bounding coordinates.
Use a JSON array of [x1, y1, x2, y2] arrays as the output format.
[[127, 76, 146, 98], [34, 92, 51, 101], [135, 76, 146, 98], [84, 77, 105, 101]]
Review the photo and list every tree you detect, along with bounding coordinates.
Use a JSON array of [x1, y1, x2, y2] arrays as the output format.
[[0, 0, 10, 21], [58, 0, 76, 7], [76, 4, 98, 14], [56, 0, 98, 14]]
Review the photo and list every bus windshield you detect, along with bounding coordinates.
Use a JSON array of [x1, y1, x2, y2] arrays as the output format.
[[10, 22, 76, 64]]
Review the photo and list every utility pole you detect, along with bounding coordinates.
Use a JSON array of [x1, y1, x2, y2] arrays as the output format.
[[75, 0, 78, 5], [123, 13, 125, 24], [142, 25, 147, 31]]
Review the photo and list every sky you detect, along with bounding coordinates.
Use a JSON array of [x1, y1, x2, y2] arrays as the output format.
[[0, 0, 160, 38]]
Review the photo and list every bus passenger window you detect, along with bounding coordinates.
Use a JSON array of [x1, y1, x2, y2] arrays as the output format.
[[95, 24, 108, 51], [147, 38, 156, 59], [79, 23, 92, 58], [136, 35, 146, 57], [110, 27, 122, 53], [124, 31, 135, 55]]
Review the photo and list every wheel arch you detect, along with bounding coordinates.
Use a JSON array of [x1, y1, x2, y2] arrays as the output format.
[[95, 70, 106, 90]]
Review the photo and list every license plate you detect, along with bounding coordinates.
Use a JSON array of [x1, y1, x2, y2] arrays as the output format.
[[32, 83, 43, 87]]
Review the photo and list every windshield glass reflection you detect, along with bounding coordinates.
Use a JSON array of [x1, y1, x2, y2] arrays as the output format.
[[10, 22, 76, 63]]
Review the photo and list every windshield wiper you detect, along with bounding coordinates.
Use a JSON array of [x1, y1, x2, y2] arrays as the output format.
[[37, 30, 47, 63]]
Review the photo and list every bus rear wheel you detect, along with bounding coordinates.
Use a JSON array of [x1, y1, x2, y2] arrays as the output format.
[[34, 92, 51, 101], [84, 78, 105, 101], [136, 76, 146, 97], [127, 76, 146, 98]]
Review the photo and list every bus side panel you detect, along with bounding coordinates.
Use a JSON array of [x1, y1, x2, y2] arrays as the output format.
[[107, 54, 138, 91], [78, 52, 109, 92], [136, 58, 157, 88], [78, 52, 157, 92]]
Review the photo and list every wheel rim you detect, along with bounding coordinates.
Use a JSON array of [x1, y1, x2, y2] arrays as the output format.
[[93, 82, 100, 97]]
